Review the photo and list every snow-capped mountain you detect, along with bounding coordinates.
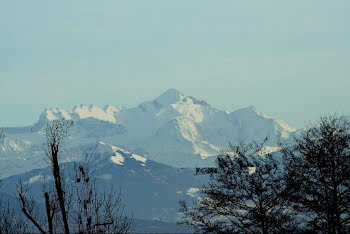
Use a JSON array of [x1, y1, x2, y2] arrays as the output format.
[[0, 89, 297, 177], [0, 142, 200, 222], [39, 104, 123, 124]]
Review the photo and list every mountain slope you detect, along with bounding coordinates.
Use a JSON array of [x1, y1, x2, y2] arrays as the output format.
[[0, 142, 200, 222], [0, 89, 297, 176]]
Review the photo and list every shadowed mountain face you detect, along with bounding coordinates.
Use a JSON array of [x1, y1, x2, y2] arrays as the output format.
[[0, 141, 201, 223], [0, 89, 296, 177]]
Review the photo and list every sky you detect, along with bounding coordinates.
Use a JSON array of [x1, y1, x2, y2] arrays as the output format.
[[1, 0, 349, 128]]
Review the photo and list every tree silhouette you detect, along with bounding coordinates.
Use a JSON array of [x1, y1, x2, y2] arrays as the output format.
[[179, 139, 296, 233], [282, 115, 350, 233], [18, 119, 132, 233], [70, 158, 132, 233]]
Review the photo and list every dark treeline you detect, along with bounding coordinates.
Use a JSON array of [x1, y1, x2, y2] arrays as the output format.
[[179, 115, 350, 233]]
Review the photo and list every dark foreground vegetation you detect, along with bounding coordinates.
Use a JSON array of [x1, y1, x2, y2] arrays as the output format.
[[1, 115, 349, 233], [179, 115, 350, 233], [1, 120, 131, 234]]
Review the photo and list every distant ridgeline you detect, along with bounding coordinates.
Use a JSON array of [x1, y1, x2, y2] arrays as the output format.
[[1, 89, 297, 175], [0, 89, 302, 226]]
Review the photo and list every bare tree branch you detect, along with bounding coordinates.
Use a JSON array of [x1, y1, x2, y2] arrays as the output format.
[[18, 181, 45, 234]]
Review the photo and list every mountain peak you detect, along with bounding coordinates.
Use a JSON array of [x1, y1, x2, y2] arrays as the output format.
[[164, 88, 181, 95], [230, 106, 272, 119], [154, 89, 183, 105], [37, 104, 121, 124], [243, 105, 258, 112]]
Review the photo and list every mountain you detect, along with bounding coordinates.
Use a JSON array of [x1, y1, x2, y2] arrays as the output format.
[[0, 89, 299, 229], [0, 89, 297, 177], [0, 142, 200, 223]]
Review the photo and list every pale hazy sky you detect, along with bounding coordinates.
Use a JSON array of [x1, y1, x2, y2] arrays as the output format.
[[1, 0, 349, 128]]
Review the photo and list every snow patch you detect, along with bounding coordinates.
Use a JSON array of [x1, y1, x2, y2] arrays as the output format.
[[110, 151, 125, 165], [9, 141, 22, 151], [276, 119, 296, 132], [99, 141, 147, 166], [46, 110, 57, 120], [131, 154, 147, 163], [97, 174, 112, 180], [40, 105, 122, 123], [257, 146, 282, 157], [248, 167, 256, 174], [74, 105, 118, 123], [176, 117, 199, 141], [193, 141, 220, 158], [186, 187, 200, 197], [28, 174, 48, 184], [171, 95, 204, 123], [59, 109, 73, 120]]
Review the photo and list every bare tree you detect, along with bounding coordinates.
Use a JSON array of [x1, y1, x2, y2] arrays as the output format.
[[18, 120, 74, 233], [18, 180, 47, 234], [43, 119, 74, 234], [18, 119, 132, 233], [179, 139, 296, 233], [0, 199, 27, 234], [282, 115, 350, 233], [71, 159, 132, 233]]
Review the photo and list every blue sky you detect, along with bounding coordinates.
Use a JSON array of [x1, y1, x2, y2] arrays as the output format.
[[1, 0, 349, 128]]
